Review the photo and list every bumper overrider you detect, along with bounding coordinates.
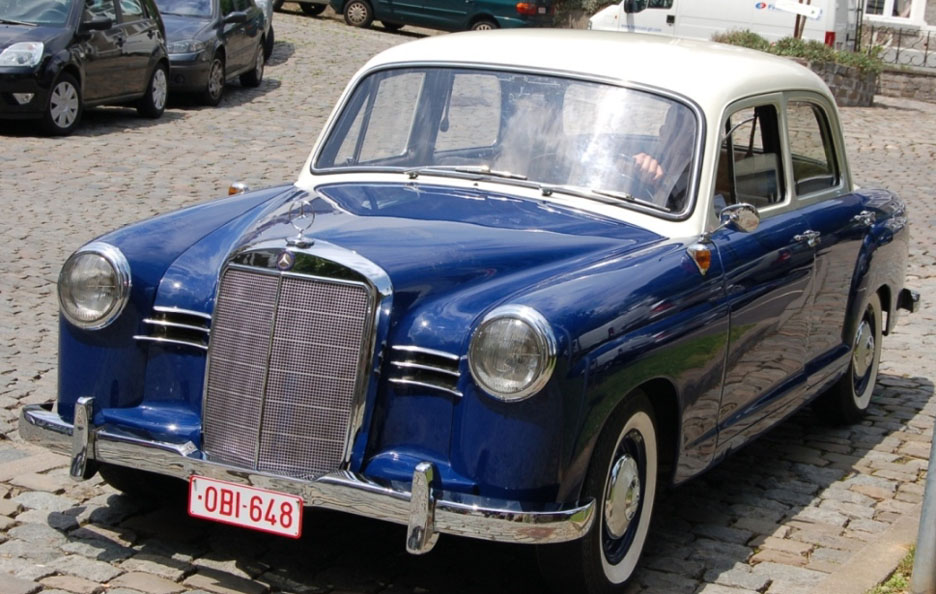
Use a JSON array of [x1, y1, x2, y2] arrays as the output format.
[[19, 397, 595, 553]]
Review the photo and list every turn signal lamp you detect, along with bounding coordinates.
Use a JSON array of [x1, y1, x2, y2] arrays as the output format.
[[516, 2, 538, 14]]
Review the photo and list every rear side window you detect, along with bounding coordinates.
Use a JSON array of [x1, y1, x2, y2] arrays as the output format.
[[786, 101, 839, 196], [713, 104, 784, 213]]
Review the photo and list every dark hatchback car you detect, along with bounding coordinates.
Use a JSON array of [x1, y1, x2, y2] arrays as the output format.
[[155, 0, 266, 106], [0, 0, 169, 135], [330, 0, 552, 31]]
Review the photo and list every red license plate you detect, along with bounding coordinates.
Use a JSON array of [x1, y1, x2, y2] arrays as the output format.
[[188, 475, 303, 538]]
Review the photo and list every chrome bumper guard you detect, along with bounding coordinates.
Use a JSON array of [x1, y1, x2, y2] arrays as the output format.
[[19, 399, 594, 554]]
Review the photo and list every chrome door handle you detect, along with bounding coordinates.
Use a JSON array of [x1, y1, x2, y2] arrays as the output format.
[[852, 210, 876, 227], [794, 230, 821, 247]]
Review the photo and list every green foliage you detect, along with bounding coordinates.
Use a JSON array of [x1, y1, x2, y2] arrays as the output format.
[[867, 547, 914, 594], [714, 30, 885, 75]]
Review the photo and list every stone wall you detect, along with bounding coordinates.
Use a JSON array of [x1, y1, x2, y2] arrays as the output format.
[[878, 66, 936, 101], [790, 59, 878, 106]]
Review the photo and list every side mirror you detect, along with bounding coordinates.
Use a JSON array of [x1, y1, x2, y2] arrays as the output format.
[[223, 11, 248, 24], [79, 15, 113, 32], [623, 0, 648, 13], [720, 203, 760, 233]]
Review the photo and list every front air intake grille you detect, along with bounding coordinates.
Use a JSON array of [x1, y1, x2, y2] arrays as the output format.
[[134, 307, 211, 350], [389, 346, 462, 397], [203, 266, 373, 480]]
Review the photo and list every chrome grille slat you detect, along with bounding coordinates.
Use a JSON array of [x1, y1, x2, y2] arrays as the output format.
[[203, 267, 372, 480], [133, 307, 212, 351], [389, 346, 462, 397]]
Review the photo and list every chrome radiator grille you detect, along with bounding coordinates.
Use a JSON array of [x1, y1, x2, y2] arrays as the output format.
[[203, 266, 372, 480]]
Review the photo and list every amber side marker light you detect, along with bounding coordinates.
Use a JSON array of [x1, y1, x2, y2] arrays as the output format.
[[687, 243, 712, 276], [228, 182, 249, 196]]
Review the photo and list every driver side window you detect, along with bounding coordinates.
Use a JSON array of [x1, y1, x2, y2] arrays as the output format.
[[713, 103, 785, 215], [85, 0, 117, 20]]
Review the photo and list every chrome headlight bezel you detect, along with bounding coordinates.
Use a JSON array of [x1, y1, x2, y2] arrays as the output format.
[[468, 304, 557, 402], [0, 42, 44, 68], [57, 242, 131, 330]]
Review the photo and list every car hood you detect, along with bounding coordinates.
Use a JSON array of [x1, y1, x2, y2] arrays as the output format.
[[151, 182, 664, 348], [160, 14, 212, 41], [0, 24, 70, 49]]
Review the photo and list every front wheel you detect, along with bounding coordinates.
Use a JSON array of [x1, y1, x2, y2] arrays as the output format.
[[137, 63, 168, 118], [343, 0, 373, 27], [816, 293, 882, 424], [42, 72, 82, 135], [240, 43, 265, 87], [263, 25, 275, 60], [538, 391, 658, 593], [300, 2, 327, 14], [201, 55, 225, 106]]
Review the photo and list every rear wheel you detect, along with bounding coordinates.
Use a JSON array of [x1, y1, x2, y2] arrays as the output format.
[[300, 2, 327, 14], [240, 42, 265, 87], [42, 72, 82, 135], [343, 0, 373, 27], [816, 293, 882, 424], [470, 18, 497, 30], [136, 62, 168, 118], [538, 391, 658, 593]]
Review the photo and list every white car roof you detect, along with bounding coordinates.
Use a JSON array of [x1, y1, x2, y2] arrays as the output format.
[[360, 29, 832, 115]]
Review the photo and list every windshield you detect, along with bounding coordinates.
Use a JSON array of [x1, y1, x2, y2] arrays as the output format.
[[315, 67, 700, 215], [154, 0, 212, 17], [0, 0, 73, 26]]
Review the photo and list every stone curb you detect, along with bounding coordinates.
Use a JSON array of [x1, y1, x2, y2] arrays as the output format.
[[810, 503, 921, 594]]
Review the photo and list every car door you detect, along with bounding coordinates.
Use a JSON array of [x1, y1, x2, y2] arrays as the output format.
[[709, 97, 816, 451], [79, 0, 124, 102], [783, 94, 868, 389], [219, 0, 249, 72], [114, 0, 157, 96]]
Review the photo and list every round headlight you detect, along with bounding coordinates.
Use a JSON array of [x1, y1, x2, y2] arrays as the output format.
[[468, 305, 557, 402], [58, 242, 131, 330]]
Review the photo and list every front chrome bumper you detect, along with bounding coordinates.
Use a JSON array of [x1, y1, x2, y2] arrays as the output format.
[[19, 399, 594, 553]]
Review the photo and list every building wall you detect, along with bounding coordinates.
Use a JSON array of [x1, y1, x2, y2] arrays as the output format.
[[927, 0, 936, 25]]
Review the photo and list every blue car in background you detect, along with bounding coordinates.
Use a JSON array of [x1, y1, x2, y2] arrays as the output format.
[[20, 30, 919, 592]]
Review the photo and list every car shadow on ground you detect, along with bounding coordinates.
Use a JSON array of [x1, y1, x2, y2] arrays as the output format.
[[167, 77, 283, 111], [34, 372, 932, 593], [266, 41, 297, 67], [0, 108, 187, 138]]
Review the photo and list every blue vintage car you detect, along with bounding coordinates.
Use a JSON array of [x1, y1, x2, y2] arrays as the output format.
[[20, 30, 918, 592]]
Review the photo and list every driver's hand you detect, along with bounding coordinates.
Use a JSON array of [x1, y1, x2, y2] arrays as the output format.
[[632, 153, 664, 184]]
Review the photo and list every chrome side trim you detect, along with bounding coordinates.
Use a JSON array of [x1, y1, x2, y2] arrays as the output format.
[[20, 404, 594, 549], [389, 378, 463, 398], [391, 361, 460, 377], [132, 336, 209, 351], [391, 345, 461, 361]]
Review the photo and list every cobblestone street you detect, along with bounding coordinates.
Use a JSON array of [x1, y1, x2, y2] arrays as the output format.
[[1, 9, 935, 594]]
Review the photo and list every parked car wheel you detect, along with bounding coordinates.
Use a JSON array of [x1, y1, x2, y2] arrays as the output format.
[[470, 18, 498, 30], [538, 391, 658, 593], [136, 63, 168, 119], [343, 0, 373, 27], [201, 54, 225, 106], [272, 0, 284, 9], [99, 463, 186, 501], [381, 20, 403, 30], [817, 292, 883, 424], [300, 2, 327, 14], [264, 25, 275, 60], [240, 43, 265, 88], [42, 72, 82, 135]]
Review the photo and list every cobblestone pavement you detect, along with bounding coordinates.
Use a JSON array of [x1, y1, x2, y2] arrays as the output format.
[[1, 9, 935, 594]]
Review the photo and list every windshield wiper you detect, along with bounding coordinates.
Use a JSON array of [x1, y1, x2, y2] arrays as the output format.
[[405, 165, 528, 181], [539, 185, 669, 212], [0, 17, 36, 26]]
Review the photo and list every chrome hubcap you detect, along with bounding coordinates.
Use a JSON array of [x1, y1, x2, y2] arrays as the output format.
[[152, 68, 168, 110], [475, 22, 494, 30], [347, 3, 367, 24], [50, 81, 78, 128], [604, 454, 641, 540], [853, 319, 874, 378], [208, 60, 223, 98]]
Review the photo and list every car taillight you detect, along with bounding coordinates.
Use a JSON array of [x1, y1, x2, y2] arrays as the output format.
[[824, 31, 835, 46], [516, 2, 538, 15]]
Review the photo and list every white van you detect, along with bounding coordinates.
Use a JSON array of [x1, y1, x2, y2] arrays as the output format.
[[588, 0, 856, 50]]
